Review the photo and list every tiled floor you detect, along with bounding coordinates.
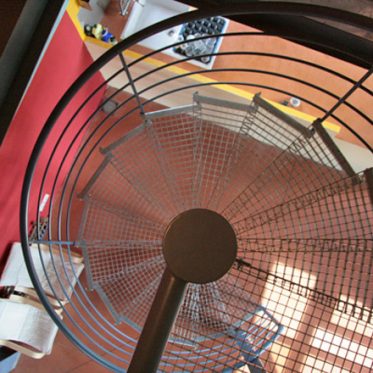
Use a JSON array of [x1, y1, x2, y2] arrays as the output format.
[[15, 332, 94, 373]]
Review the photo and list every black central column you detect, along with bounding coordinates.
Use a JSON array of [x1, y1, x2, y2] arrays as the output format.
[[127, 268, 186, 373], [128, 208, 237, 372]]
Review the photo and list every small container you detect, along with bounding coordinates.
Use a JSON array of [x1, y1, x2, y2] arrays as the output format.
[[289, 97, 301, 108]]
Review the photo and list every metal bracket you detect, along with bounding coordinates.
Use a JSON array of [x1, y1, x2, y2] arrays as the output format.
[[312, 119, 355, 177], [253, 93, 313, 138]]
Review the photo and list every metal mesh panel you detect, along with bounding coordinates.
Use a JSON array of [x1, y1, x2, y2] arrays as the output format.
[[81, 217, 165, 323], [106, 124, 179, 221], [222, 124, 349, 223], [192, 96, 254, 210], [193, 94, 344, 215], [144, 108, 199, 211], [145, 96, 260, 212], [80, 157, 166, 225], [172, 282, 235, 344], [80, 197, 165, 323], [231, 251, 372, 372], [76, 93, 372, 372], [161, 279, 283, 372], [236, 172, 373, 312], [81, 199, 163, 242], [230, 171, 372, 373]]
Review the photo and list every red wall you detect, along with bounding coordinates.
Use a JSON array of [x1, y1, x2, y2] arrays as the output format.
[[0, 13, 105, 266]]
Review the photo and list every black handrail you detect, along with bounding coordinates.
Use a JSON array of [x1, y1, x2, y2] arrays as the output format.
[[19, 3, 372, 372]]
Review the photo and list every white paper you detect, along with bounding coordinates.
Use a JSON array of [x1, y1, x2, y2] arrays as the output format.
[[0, 243, 84, 301], [0, 301, 58, 354]]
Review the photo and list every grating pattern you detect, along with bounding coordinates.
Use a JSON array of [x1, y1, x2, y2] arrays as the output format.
[[107, 125, 179, 221], [76, 94, 372, 372], [144, 110, 199, 211], [162, 279, 283, 372], [155, 297, 275, 371], [236, 172, 373, 314], [192, 97, 252, 210], [81, 199, 163, 242], [222, 125, 349, 223], [83, 241, 165, 323], [80, 198, 165, 322], [79, 158, 166, 225]]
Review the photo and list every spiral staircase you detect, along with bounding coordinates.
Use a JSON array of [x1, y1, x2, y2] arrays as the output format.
[[20, 2, 372, 372]]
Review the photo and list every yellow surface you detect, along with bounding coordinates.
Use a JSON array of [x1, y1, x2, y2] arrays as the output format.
[[67, 6, 340, 133], [66, 0, 87, 41]]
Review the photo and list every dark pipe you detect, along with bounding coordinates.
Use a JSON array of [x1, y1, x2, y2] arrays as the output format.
[[128, 268, 187, 373]]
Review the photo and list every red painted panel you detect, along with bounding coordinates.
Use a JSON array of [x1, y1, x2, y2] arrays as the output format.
[[0, 13, 105, 266]]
